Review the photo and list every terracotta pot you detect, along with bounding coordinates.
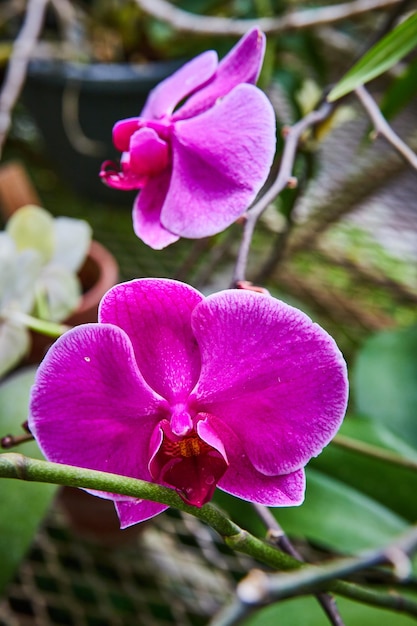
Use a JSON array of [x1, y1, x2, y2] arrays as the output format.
[[57, 487, 146, 547]]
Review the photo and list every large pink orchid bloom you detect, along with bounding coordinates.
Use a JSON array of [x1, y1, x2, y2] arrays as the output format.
[[29, 279, 348, 528]]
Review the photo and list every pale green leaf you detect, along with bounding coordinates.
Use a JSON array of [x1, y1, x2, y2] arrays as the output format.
[[328, 12, 417, 101], [243, 594, 417, 625], [0, 367, 56, 593]]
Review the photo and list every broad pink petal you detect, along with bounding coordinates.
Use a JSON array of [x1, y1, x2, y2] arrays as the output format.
[[198, 413, 305, 505], [132, 170, 179, 249], [174, 28, 266, 120], [115, 500, 169, 528], [161, 84, 275, 239], [99, 279, 203, 403], [141, 51, 218, 119], [191, 290, 348, 475], [29, 324, 166, 497]]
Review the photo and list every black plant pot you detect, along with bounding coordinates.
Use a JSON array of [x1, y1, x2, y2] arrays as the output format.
[[22, 59, 183, 204]]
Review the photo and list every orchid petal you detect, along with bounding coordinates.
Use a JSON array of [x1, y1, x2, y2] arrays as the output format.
[[132, 170, 179, 249], [115, 500, 169, 528], [52, 217, 92, 273], [141, 51, 218, 119], [162, 84, 275, 238], [113, 118, 141, 152], [99, 279, 203, 403], [174, 28, 265, 120], [29, 324, 165, 497], [203, 414, 305, 505], [130, 128, 170, 177], [192, 290, 348, 475]]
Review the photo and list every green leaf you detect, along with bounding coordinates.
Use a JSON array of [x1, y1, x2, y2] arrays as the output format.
[[214, 467, 407, 555], [0, 367, 56, 594], [380, 55, 417, 119], [0, 322, 30, 379], [277, 469, 407, 554], [312, 416, 417, 522], [353, 324, 417, 447], [242, 594, 417, 626], [327, 12, 417, 101]]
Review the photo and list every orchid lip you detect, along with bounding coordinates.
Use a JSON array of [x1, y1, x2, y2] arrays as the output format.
[[149, 419, 229, 507]]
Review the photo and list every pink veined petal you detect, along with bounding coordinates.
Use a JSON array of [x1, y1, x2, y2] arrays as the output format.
[[191, 290, 348, 476], [99, 279, 203, 403], [129, 128, 170, 177], [115, 500, 169, 529], [202, 414, 306, 506], [173, 28, 266, 121], [141, 50, 218, 119], [28, 324, 166, 500], [132, 169, 179, 249], [161, 84, 276, 239]]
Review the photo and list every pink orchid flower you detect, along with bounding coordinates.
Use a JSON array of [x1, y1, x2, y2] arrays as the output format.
[[29, 279, 348, 529], [100, 29, 276, 249]]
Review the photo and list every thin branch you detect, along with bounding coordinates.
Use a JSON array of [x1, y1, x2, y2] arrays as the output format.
[[3, 452, 417, 620], [333, 434, 417, 472], [232, 99, 334, 285], [211, 519, 417, 626], [0, 0, 50, 158], [253, 504, 345, 626], [134, 0, 403, 37], [236, 521, 417, 603], [355, 85, 417, 172]]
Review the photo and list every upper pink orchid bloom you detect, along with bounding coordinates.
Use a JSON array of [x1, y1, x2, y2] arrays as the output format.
[[99, 29, 276, 249], [29, 279, 348, 529]]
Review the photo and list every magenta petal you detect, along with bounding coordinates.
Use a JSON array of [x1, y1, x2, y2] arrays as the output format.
[[162, 84, 275, 238], [204, 415, 305, 505], [192, 290, 348, 475], [130, 128, 169, 177], [29, 324, 165, 498], [99, 279, 203, 403], [132, 170, 179, 249], [174, 28, 266, 120], [113, 117, 140, 151], [115, 500, 169, 528], [141, 51, 218, 119]]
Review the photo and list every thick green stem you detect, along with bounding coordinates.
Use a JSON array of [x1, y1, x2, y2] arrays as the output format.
[[0, 453, 296, 568], [2, 452, 417, 620]]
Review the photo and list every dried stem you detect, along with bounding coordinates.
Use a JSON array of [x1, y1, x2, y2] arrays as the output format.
[[355, 85, 417, 172], [0, 0, 50, 158], [333, 434, 417, 471], [253, 504, 346, 626], [134, 0, 403, 37], [232, 99, 334, 285]]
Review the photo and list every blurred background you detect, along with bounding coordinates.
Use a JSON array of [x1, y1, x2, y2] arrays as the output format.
[[1, 0, 417, 624]]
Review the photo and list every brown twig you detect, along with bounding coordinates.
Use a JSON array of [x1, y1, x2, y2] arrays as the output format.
[[0, 0, 50, 158], [232, 99, 334, 285], [134, 0, 403, 36], [253, 504, 346, 626], [355, 85, 417, 172]]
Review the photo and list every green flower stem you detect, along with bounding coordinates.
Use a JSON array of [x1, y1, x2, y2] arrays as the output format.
[[9, 311, 70, 338], [2, 452, 417, 620], [333, 434, 417, 472], [0, 452, 296, 569]]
